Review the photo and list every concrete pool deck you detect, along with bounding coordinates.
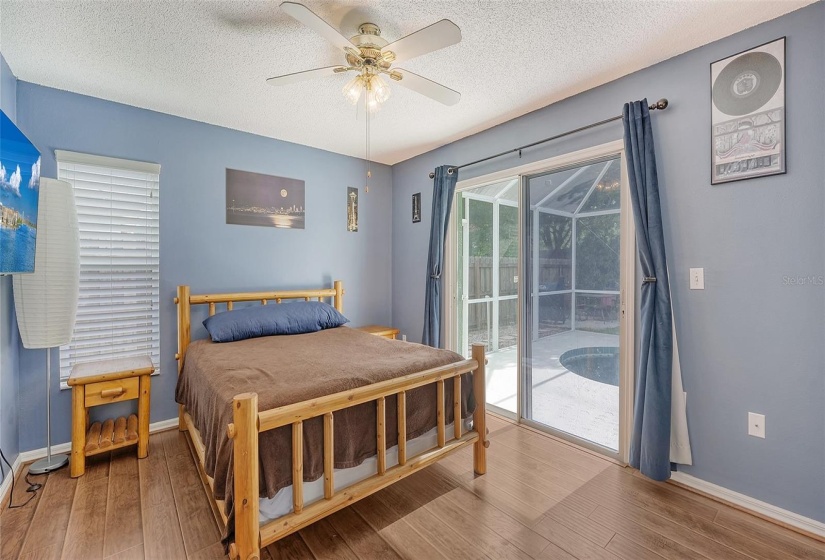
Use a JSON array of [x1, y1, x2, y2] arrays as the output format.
[[484, 330, 620, 451]]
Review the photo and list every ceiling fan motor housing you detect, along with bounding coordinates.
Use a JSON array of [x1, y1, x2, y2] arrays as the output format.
[[348, 22, 393, 70]]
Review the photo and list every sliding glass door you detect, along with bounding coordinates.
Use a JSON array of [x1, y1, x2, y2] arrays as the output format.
[[448, 143, 633, 459], [522, 155, 628, 454]]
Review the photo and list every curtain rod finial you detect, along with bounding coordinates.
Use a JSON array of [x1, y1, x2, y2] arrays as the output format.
[[428, 171, 435, 179], [650, 98, 669, 111]]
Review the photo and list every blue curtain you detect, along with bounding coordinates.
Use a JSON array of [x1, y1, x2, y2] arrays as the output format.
[[623, 100, 673, 481], [422, 165, 458, 347]]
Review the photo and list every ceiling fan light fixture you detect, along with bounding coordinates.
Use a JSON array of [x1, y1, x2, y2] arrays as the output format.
[[343, 74, 391, 112]]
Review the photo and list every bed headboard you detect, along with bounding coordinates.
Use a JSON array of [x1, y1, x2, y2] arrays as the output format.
[[173, 280, 344, 371], [173, 280, 343, 429]]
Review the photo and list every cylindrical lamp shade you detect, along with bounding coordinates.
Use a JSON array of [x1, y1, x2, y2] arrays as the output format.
[[13, 178, 80, 349]]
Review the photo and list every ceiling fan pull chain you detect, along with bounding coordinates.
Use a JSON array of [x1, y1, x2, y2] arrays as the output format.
[[365, 92, 371, 193]]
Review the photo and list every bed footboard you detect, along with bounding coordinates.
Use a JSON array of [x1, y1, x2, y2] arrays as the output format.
[[228, 343, 488, 560]]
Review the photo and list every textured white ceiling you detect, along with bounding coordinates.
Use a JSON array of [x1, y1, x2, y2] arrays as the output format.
[[0, 1, 814, 164]]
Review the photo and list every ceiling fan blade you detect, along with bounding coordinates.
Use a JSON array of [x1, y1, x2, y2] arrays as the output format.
[[280, 2, 354, 53], [267, 66, 345, 86], [393, 69, 461, 106], [381, 20, 461, 64]]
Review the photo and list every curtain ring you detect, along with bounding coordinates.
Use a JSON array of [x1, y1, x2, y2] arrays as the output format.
[[642, 276, 657, 284]]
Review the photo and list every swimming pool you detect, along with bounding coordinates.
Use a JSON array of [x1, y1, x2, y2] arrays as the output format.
[[559, 346, 620, 386]]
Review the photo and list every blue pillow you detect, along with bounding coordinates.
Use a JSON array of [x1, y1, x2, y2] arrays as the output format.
[[203, 301, 349, 342]]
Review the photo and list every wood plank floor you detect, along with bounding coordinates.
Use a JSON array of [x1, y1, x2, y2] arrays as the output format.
[[2, 415, 823, 559]]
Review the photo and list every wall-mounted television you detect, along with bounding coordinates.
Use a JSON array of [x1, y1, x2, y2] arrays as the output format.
[[0, 110, 40, 274]]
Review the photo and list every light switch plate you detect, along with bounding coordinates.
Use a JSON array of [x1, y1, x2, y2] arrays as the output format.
[[748, 412, 766, 438], [690, 268, 705, 290]]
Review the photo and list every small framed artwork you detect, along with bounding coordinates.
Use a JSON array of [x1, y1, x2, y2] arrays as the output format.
[[710, 37, 785, 184], [347, 187, 358, 232], [226, 169, 305, 228], [412, 192, 421, 223]]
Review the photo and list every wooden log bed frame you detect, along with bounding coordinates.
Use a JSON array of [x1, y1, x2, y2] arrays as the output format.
[[174, 280, 488, 560]]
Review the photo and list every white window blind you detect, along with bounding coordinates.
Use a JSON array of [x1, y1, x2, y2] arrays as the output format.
[[57, 151, 160, 382]]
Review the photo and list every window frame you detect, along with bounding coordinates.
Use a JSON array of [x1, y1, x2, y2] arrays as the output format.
[[56, 150, 161, 388]]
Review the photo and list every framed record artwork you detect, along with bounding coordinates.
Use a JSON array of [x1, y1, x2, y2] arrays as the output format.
[[711, 37, 785, 184]]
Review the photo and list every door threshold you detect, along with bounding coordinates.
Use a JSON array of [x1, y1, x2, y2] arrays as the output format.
[[486, 403, 517, 421], [487, 409, 625, 467]]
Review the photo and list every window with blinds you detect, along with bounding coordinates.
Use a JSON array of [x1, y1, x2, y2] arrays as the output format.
[[57, 151, 160, 382]]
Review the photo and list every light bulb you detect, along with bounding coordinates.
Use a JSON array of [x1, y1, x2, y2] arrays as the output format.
[[365, 88, 381, 114], [342, 76, 364, 105], [370, 75, 391, 104]]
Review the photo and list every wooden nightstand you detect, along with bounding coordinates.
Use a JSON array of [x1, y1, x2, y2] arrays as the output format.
[[356, 325, 401, 339], [67, 355, 154, 477]]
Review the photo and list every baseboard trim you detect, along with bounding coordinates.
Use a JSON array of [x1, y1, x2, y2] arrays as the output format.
[[670, 471, 825, 542], [0, 452, 23, 507], [12, 417, 179, 472]]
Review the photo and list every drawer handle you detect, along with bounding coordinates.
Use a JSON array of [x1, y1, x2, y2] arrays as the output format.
[[100, 387, 126, 399]]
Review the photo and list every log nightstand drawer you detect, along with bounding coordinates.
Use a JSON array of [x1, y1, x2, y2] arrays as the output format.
[[84, 377, 140, 407], [67, 355, 154, 477]]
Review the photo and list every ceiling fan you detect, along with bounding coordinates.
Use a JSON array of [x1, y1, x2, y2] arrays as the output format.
[[268, 2, 462, 111]]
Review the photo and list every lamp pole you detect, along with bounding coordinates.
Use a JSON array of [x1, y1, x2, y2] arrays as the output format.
[[29, 350, 68, 474]]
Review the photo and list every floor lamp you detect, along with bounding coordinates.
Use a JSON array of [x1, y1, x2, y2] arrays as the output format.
[[13, 178, 80, 474]]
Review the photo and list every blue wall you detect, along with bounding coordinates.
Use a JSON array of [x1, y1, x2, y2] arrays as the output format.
[[15, 83, 393, 451], [0, 53, 20, 467], [391, 4, 825, 522]]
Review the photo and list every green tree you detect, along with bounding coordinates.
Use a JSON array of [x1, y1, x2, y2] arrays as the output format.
[[468, 199, 493, 257], [576, 214, 620, 291]]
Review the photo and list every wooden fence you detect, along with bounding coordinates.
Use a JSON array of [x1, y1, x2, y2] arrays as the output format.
[[466, 257, 572, 329]]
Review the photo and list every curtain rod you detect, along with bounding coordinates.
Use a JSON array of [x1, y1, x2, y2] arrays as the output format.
[[428, 98, 669, 179]]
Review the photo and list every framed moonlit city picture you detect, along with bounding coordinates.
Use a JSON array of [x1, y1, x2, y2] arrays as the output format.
[[226, 169, 305, 229], [710, 37, 785, 184]]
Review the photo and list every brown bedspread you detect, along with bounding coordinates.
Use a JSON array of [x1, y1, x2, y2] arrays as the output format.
[[175, 326, 474, 542]]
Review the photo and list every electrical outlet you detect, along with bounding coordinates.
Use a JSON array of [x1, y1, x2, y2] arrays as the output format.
[[748, 412, 765, 438], [401, 334, 407, 342], [690, 268, 705, 290]]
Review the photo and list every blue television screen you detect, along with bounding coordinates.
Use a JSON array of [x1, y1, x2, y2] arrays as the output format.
[[0, 110, 40, 274]]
